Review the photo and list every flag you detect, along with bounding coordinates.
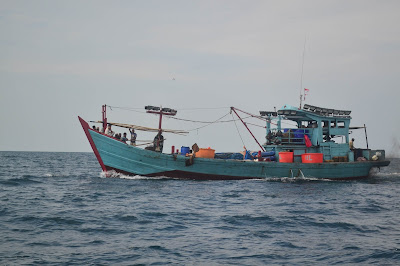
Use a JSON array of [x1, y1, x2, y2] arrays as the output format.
[[304, 134, 312, 148], [303, 88, 309, 101]]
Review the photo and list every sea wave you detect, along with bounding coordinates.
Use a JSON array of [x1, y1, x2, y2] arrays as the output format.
[[1, 152, 399, 265]]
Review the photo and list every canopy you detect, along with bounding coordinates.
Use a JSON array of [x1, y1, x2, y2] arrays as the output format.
[[92, 121, 188, 135]]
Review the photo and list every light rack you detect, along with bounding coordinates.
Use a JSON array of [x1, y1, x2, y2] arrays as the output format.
[[303, 104, 351, 117]]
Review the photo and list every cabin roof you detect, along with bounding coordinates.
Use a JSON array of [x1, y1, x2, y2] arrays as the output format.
[[276, 104, 352, 121]]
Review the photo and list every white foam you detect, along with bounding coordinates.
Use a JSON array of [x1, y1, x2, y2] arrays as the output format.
[[99, 170, 170, 180], [98, 170, 339, 182], [370, 172, 400, 177], [263, 176, 333, 182], [43, 173, 68, 178]]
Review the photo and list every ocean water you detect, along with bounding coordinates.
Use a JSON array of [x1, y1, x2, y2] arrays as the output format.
[[1, 151, 399, 265]]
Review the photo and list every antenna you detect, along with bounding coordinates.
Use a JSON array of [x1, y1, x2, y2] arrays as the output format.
[[299, 35, 307, 109]]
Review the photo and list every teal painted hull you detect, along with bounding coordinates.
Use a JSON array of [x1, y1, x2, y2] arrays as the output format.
[[80, 117, 389, 180]]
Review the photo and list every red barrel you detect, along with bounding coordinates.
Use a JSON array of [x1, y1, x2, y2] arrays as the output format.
[[301, 153, 323, 163], [279, 152, 294, 163]]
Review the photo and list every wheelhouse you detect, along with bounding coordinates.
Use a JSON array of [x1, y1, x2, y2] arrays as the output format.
[[260, 104, 354, 162]]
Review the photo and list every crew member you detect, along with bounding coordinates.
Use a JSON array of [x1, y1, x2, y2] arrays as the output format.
[[129, 128, 137, 146], [349, 138, 355, 149], [105, 124, 114, 137], [121, 132, 128, 143], [154, 131, 164, 152]]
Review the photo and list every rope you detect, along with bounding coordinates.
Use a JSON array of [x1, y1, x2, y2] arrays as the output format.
[[245, 122, 266, 129], [107, 105, 229, 112], [107, 106, 147, 114], [176, 107, 230, 110], [167, 115, 251, 124], [102, 104, 275, 132], [231, 113, 246, 149], [186, 112, 231, 132], [233, 108, 267, 122]]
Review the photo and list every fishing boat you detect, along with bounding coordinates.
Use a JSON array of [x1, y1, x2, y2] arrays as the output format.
[[79, 104, 390, 180]]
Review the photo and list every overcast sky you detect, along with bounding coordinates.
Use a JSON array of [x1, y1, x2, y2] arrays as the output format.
[[1, 0, 399, 157]]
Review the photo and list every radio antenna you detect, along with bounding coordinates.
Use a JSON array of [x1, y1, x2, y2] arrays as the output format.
[[299, 35, 307, 109]]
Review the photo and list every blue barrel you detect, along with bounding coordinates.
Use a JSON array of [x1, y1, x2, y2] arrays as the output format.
[[181, 146, 190, 155], [263, 156, 276, 161], [261, 151, 275, 156], [251, 151, 275, 158]]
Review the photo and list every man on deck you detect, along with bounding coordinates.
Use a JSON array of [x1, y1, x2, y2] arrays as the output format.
[[349, 138, 355, 149], [121, 132, 128, 143], [129, 128, 137, 146], [105, 124, 114, 137], [154, 131, 164, 152]]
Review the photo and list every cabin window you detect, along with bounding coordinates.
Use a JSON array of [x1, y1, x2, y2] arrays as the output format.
[[333, 135, 346, 144], [331, 121, 336, 128], [307, 120, 318, 128], [323, 121, 329, 128], [300, 121, 308, 128], [338, 121, 345, 128]]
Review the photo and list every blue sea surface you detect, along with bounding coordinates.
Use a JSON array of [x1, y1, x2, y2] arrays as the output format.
[[1, 151, 399, 265]]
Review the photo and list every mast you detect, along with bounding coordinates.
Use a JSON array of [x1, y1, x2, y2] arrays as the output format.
[[299, 35, 307, 109], [102, 104, 107, 131], [158, 107, 163, 132], [145, 106, 177, 132]]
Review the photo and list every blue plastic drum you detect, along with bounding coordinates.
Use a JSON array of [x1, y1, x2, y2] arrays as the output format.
[[181, 146, 190, 155]]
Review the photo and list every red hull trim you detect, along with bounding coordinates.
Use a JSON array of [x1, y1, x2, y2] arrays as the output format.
[[79, 116, 107, 171]]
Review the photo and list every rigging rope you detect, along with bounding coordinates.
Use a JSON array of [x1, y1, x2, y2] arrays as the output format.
[[245, 122, 266, 129], [176, 107, 230, 110], [186, 112, 232, 132], [105, 104, 272, 132], [107, 105, 230, 112], [233, 108, 267, 122], [231, 113, 247, 149], [167, 115, 251, 124], [107, 106, 147, 114]]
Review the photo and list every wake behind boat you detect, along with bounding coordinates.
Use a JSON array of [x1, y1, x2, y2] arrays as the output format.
[[79, 104, 390, 180]]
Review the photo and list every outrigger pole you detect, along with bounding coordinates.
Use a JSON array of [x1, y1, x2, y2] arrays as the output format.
[[95, 104, 186, 134], [231, 107, 265, 152]]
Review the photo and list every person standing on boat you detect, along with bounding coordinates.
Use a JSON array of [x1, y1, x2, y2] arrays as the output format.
[[105, 124, 114, 137], [121, 132, 128, 143], [154, 131, 164, 152], [349, 138, 355, 149], [129, 128, 137, 146]]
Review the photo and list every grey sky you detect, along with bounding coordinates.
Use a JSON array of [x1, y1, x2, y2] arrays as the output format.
[[1, 1, 399, 157]]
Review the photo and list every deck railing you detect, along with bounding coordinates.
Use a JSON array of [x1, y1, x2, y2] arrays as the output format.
[[281, 128, 311, 144]]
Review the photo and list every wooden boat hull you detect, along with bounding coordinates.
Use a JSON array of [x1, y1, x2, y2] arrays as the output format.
[[79, 117, 390, 180]]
